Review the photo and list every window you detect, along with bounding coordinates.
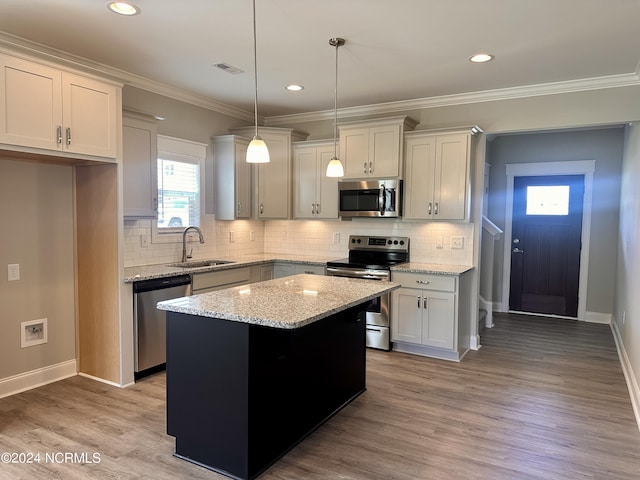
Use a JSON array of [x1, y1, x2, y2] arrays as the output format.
[[526, 185, 570, 215], [155, 135, 206, 235]]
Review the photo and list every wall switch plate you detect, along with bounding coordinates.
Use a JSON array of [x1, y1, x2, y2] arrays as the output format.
[[229, 231, 235, 243], [250, 230, 255, 241], [333, 232, 340, 244], [140, 235, 149, 248], [8, 264, 20, 281], [451, 236, 464, 249], [281, 231, 288, 241], [436, 237, 444, 249]]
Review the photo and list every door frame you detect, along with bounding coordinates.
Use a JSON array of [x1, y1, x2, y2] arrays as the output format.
[[501, 160, 595, 321]]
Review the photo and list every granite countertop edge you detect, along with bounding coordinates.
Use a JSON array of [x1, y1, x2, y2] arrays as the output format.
[[391, 263, 474, 275], [157, 276, 401, 329]]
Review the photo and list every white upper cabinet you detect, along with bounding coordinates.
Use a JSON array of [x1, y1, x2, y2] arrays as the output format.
[[123, 113, 158, 218], [230, 127, 308, 220], [0, 53, 119, 159], [404, 131, 471, 221], [339, 116, 417, 179], [293, 140, 339, 219], [213, 135, 252, 220]]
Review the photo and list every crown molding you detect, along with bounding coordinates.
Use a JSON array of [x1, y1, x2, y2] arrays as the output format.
[[2, 31, 638, 128], [265, 72, 640, 126]]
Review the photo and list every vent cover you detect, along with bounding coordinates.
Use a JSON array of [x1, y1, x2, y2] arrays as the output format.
[[212, 62, 244, 74]]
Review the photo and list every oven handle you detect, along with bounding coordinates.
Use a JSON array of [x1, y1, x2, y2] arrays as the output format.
[[379, 184, 386, 215], [326, 267, 390, 281]]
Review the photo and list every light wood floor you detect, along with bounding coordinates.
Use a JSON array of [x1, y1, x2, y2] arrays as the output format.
[[1, 313, 639, 479]]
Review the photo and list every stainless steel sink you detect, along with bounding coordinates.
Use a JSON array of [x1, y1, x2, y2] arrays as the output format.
[[169, 259, 236, 268]]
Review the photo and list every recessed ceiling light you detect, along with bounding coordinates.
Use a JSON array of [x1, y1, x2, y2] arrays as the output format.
[[286, 84, 304, 92], [469, 53, 494, 63], [107, 2, 141, 16]]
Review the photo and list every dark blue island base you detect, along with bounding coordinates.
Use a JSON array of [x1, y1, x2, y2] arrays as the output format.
[[166, 303, 367, 480]]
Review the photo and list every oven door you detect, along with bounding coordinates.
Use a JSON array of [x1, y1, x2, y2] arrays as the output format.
[[326, 266, 391, 350]]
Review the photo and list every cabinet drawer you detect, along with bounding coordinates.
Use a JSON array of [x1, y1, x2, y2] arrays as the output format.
[[192, 267, 251, 292], [295, 264, 325, 275], [391, 272, 455, 292]]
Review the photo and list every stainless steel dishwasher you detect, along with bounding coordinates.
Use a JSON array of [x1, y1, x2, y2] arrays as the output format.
[[133, 274, 191, 375]]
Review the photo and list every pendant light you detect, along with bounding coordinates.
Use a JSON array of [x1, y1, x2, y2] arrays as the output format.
[[246, 0, 270, 163], [326, 37, 345, 177]]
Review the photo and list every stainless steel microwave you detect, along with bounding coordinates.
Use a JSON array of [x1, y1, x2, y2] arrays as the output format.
[[338, 179, 402, 218]]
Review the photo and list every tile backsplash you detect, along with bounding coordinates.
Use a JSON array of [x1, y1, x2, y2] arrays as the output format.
[[125, 217, 474, 267]]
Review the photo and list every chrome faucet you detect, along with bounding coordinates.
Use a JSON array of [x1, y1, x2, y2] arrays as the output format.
[[182, 226, 205, 262]]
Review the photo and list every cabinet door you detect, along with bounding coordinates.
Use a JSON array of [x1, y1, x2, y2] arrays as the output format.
[[294, 264, 325, 275], [369, 124, 401, 177], [123, 116, 158, 218], [293, 146, 318, 219], [404, 136, 436, 220], [235, 141, 251, 219], [341, 127, 369, 178], [273, 263, 295, 278], [0, 54, 62, 151], [422, 291, 455, 349], [62, 73, 118, 158], [391, 288, 422, 344], [433, 134, 469, 220], [316, 145, 339, 219], [257, 133, 290, 219]]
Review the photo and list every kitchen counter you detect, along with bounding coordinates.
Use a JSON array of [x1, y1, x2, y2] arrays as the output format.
[[158, 274, 398, 329], [391, 262, 474, 275], [123, 253, 336, 282], [163, 274, 398, 479]]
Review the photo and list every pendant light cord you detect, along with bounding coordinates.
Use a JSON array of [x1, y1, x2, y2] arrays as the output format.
[[252, 0, 259, 139], [333, 40, 338, 158]]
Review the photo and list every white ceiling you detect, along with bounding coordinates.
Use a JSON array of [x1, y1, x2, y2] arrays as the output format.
[[1, 0, 639, 122]]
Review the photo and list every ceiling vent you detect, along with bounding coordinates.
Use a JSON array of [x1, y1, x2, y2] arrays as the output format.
[[212, 62, 244, 74]]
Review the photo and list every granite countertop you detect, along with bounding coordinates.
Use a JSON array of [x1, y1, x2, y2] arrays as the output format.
[[391, 263, 474, 275], [157, 274, 400, 329], [123, 253, 338, 283]]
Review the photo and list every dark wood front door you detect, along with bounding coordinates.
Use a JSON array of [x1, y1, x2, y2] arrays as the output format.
[[509, 175, 584, 317]]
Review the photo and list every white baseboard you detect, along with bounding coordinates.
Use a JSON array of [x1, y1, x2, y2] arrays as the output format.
[[585, 311, 612, 324], [610, 320, 640, 432], [0, 360, 77, 399], [77, 372, 133, 388]]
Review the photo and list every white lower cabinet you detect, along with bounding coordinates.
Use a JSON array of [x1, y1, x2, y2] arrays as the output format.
[[391, 270, 471, 361], [191, 267, 251, 294], [250, 264, 273, 283], [273, 263, 325, 279]]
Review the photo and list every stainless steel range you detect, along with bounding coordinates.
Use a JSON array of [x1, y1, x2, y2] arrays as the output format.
[[326, 235, 409, 350]]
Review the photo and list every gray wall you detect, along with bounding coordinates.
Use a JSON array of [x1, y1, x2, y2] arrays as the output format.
[[0, 159, 76, 379], [485, 128, 624, 315]]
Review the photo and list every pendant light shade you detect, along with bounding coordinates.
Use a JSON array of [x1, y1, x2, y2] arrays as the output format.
[[247, 0, 270, 163], [326, 37, 345, 177]]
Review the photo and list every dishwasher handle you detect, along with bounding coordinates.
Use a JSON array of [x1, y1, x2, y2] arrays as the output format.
[[133, 274, 192, 293]]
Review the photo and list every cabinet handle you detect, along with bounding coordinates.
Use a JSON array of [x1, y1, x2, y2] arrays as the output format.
[[237, 202, 242, 214], [416, 280, 430, 285], [259, 203, 264, 214], [153, 197, 158, 211], [363, 162, 367, 174], [434, 202, 439, 215], [312, 203, 316, 215], [304, 270, 314, 274], [316, 203, 320, 215], [56, 126, 63, 145], [424, 298, 428, 309], [417, 296, 421, 308], [369, 161, 373, 174], [66, 127, 71, 146], [428, 202, 432, 215]]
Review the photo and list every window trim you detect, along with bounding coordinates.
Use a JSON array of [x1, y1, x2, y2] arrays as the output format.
[[152, 135, 207, 244]]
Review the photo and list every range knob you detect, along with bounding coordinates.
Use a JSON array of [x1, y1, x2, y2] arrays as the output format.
[[400, 240, 405, 245], [387, 240, 392, 245], [356, 238, 362, 243], [351, 238, 356, 243], [393, 240, 399, 245]]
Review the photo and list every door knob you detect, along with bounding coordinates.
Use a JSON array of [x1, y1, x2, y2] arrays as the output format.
[[512, 247, 524, 253], [513, 238, 520, 244]]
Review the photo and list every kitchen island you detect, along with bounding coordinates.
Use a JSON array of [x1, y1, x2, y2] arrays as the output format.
[[157, 274, 399, 480]]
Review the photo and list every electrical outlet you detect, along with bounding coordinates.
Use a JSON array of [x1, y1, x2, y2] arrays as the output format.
[[229, 231, 235, 243], [140, 235, 149, 248], [281, 231, 288, 241], [8, 264, 20, 281], [333, 232, 340, 244], [436, 237, 444, 249], [451, 236, 464, 249], [250, 230, 255, 241]]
